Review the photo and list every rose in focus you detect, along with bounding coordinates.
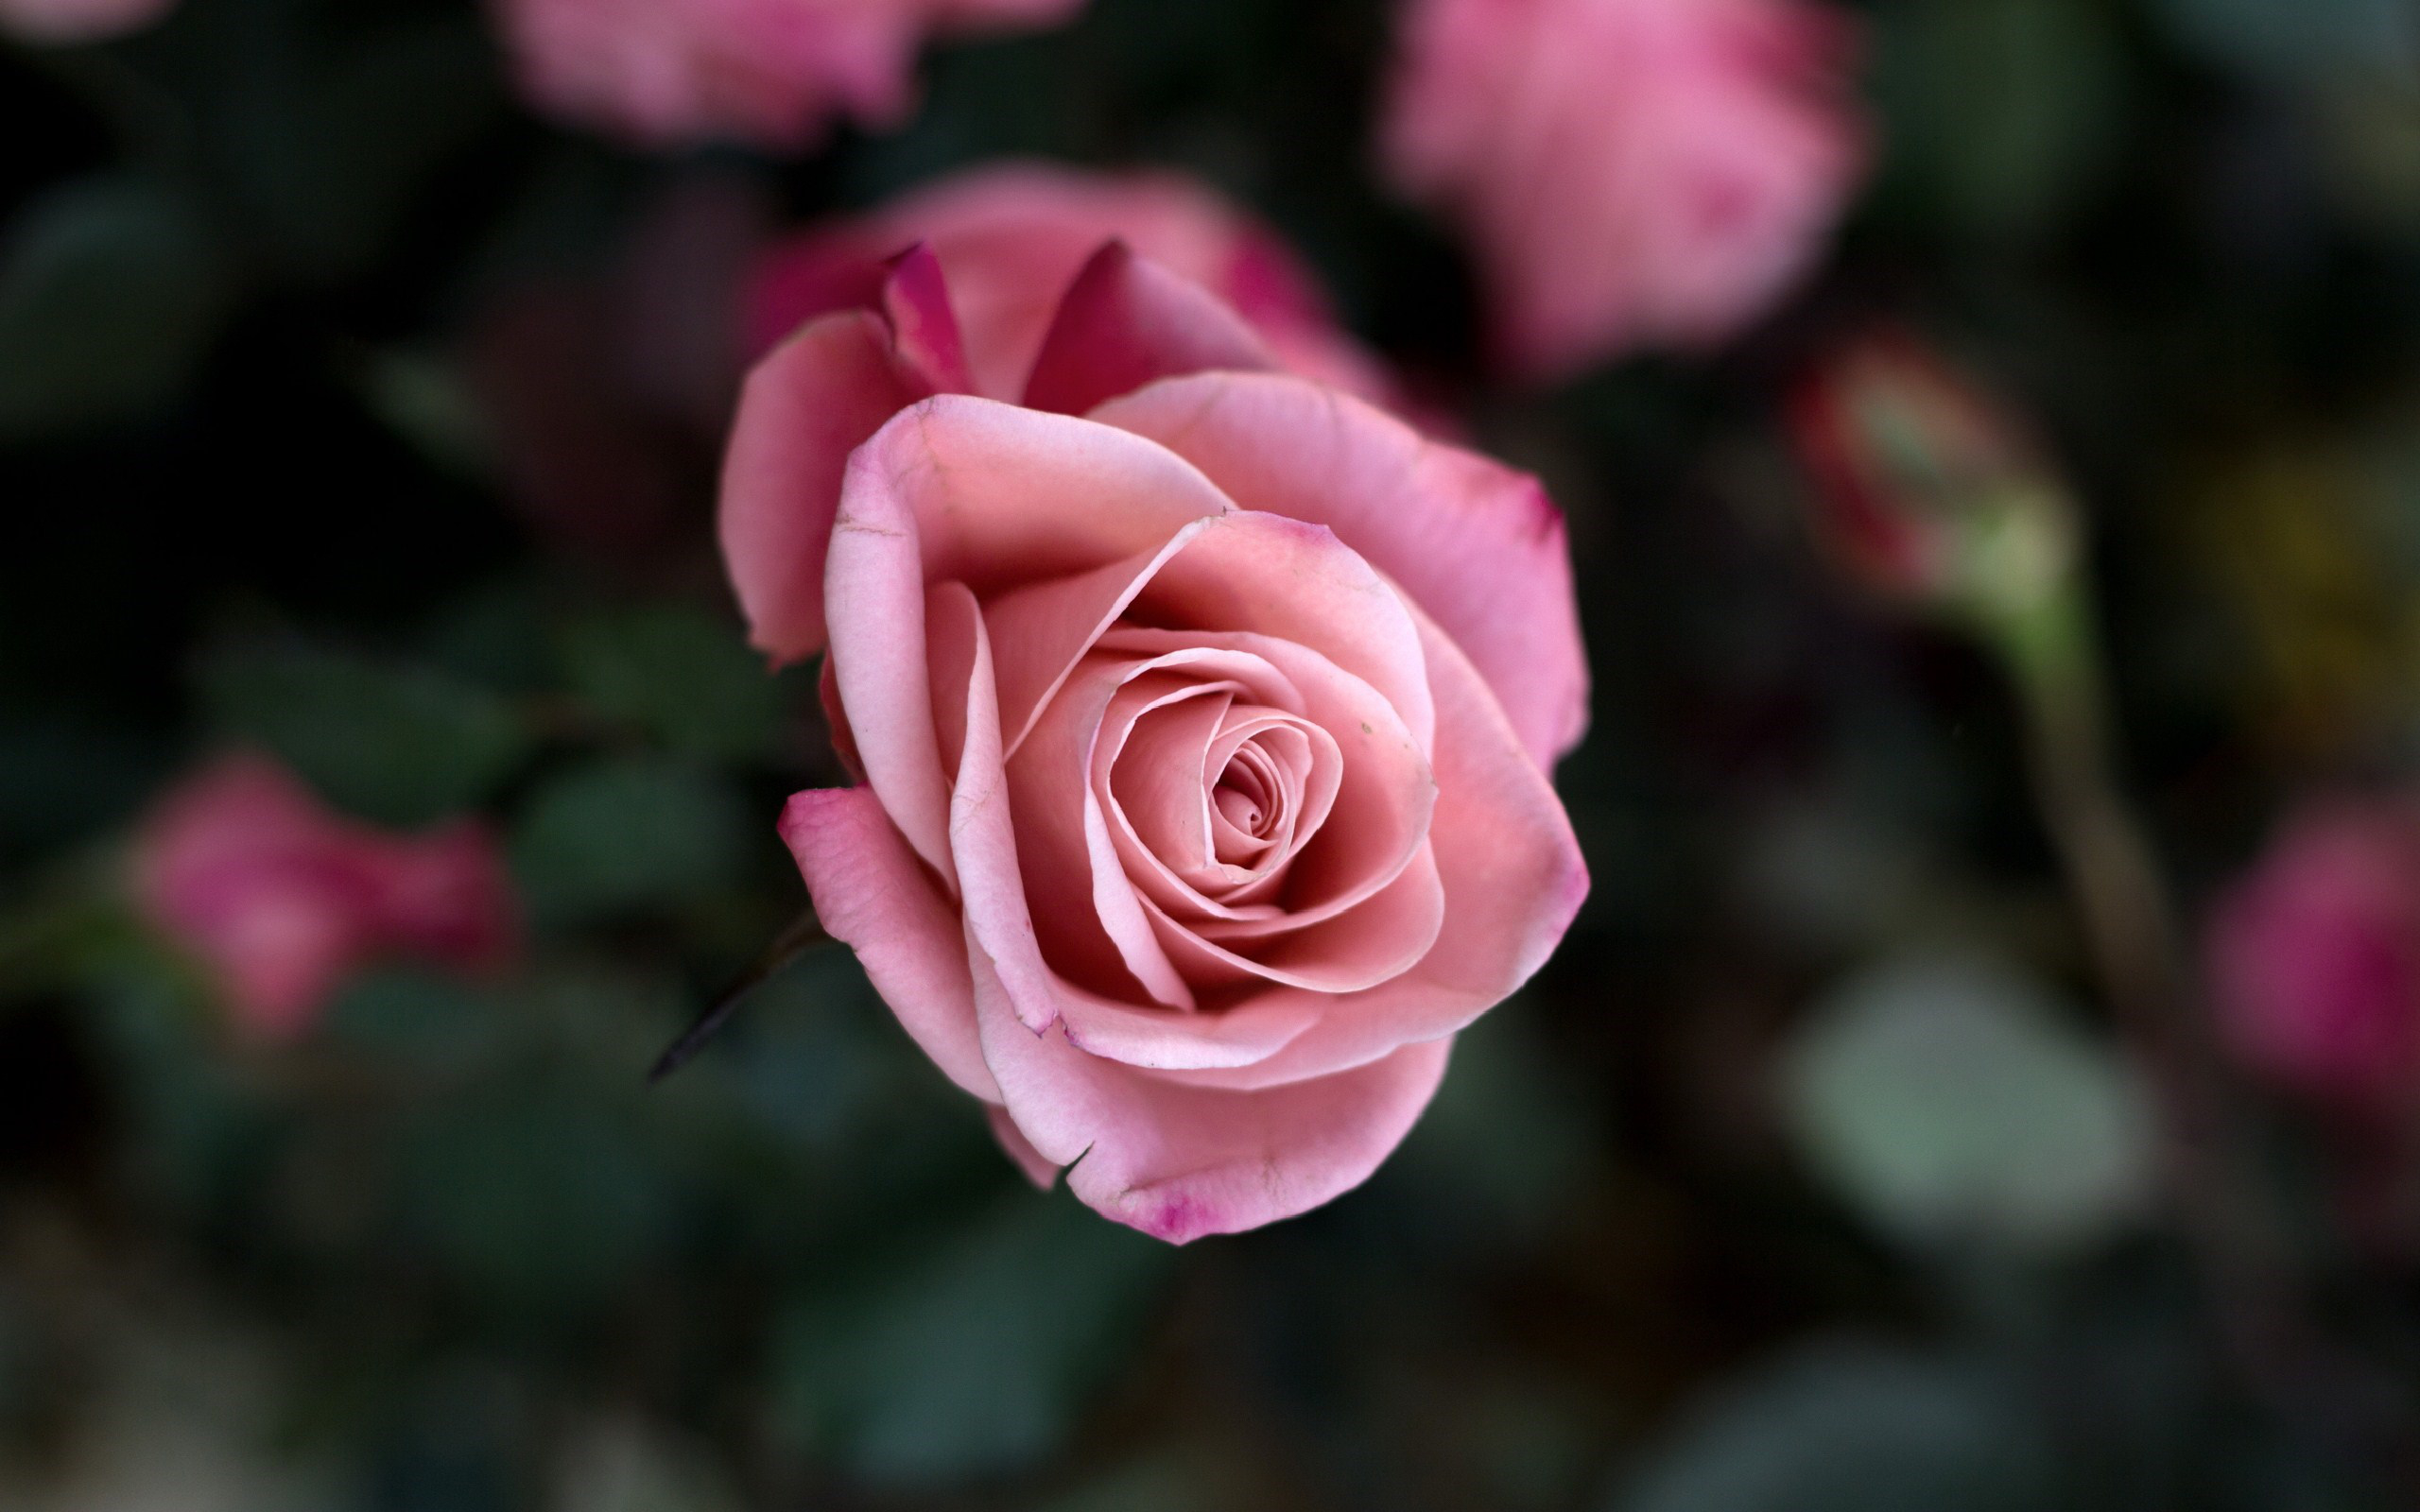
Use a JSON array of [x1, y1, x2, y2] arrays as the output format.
[[493, 0, 1084, 149], [1383, 0, 1865, 382], [2207, 797, 2420, 1121], [133, 754, 518, 1040], [722, 233, 1589, 1240], [747, 162, 1400, 410]]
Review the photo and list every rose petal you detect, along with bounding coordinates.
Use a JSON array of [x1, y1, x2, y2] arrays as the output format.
[[777, 786, 998, 1102], [830, 399, 1238, 885], [881, 243, 975, 394], [988, 1103, 1061, 1189], [1092, 371, 1588, 765], [1097, 627, 1430, 928], [1053, 971, 1326, 1071], [982, 518, 1224, 758], [719, 311, 925, 663], [1154, 612, 1588, 1091], [1021, 242, 1277, 417], [934, 567, 1069, 1036], [1127, 509, 1436, 756], [974, 945, 1454, 1242], [1143, 842, 1445, 996]]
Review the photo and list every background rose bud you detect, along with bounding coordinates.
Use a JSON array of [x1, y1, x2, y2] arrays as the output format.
[[746, 162, 1400, 410], [491, 0, 1086, 149], [0, 0, 171, 42], [1787, 328, 2078, 627], [1382, 0, 1866, 382], [2206, 798, 2420, 1120], [131, 754, 517, 1039]]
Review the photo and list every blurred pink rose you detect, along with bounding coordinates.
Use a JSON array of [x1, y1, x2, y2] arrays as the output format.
[[493, 0, 1085, 149], [1382, 0, 1867, 382], [133, 755, 518, 1040], [2208, 799, 2420, 1119], [0, 0, 172, 43], [721, 237, 1589, 1239], [748, 162, 1401, 409]]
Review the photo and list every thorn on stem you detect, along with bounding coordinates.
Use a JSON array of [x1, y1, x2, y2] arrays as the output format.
[[647, 910, 829, 1084]]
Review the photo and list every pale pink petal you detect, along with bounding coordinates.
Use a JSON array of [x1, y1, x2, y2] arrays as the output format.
[[1142, 844, 1444, 996], [1021, 243, 1276, 417], [1097, 628, 1432, 929], [973, 945, 1453, 1243], [1092, 371, 1588, 765], [829, 399, 1236, 886], [1123, 509, 1436, 755], [988, 1103, 1062, 1188], [1052, 973, 1325, 1071], [1007, 647, 1300, 1005], [1158, 614, 1588, 1091], [719, 311, 925, 663], [981, 519, 1225, 758], [935, 565, 1072, 1037], [778, 787, 997, 1102]]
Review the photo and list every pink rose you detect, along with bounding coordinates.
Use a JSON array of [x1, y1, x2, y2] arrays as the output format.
[[747, 162, 1402, 411], [133, 755, 518, 1040], [2207, 799, 2420, 1120], [493, 0, 1085, 148], [1382, 0, 1867, 381], [721, 237, 1589, 1240], [0, 0, 172, 43]]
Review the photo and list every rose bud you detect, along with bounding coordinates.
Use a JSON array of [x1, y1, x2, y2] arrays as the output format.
[[132, 754, 518, 1040], [0, 0, 172, 43], [721, 226, 1590, 1241], [2206, 798, 2420, 1123], [490, 0, 1085, 150], [746, 162, 1406, 416], [1787, 328, 2080, 635], [1381, 0, 1866, 383]]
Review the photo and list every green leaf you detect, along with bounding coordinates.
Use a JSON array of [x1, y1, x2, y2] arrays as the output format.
[[1611, 1343, 2061, 1512], [774, 1193, 1177, 1487], [510, 757, 751, 927], [558, 606, 790, 763], [200, 642, 533, 829], [1783, 950, 2152, 1254], [0, 175, 233, 438]]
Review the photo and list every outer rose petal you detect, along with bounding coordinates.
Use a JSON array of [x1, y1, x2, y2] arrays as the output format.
[[989, 1104, 1061, 1188], [1092, 372, 1588, 766], [828, 397, 1236, 884], [1022, 243, 1277, 418], [747, 162, 1389, 407], [973, 944, 1455, 1242], [777, 786, 998, 1102], [720, 311, 926, 662]]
